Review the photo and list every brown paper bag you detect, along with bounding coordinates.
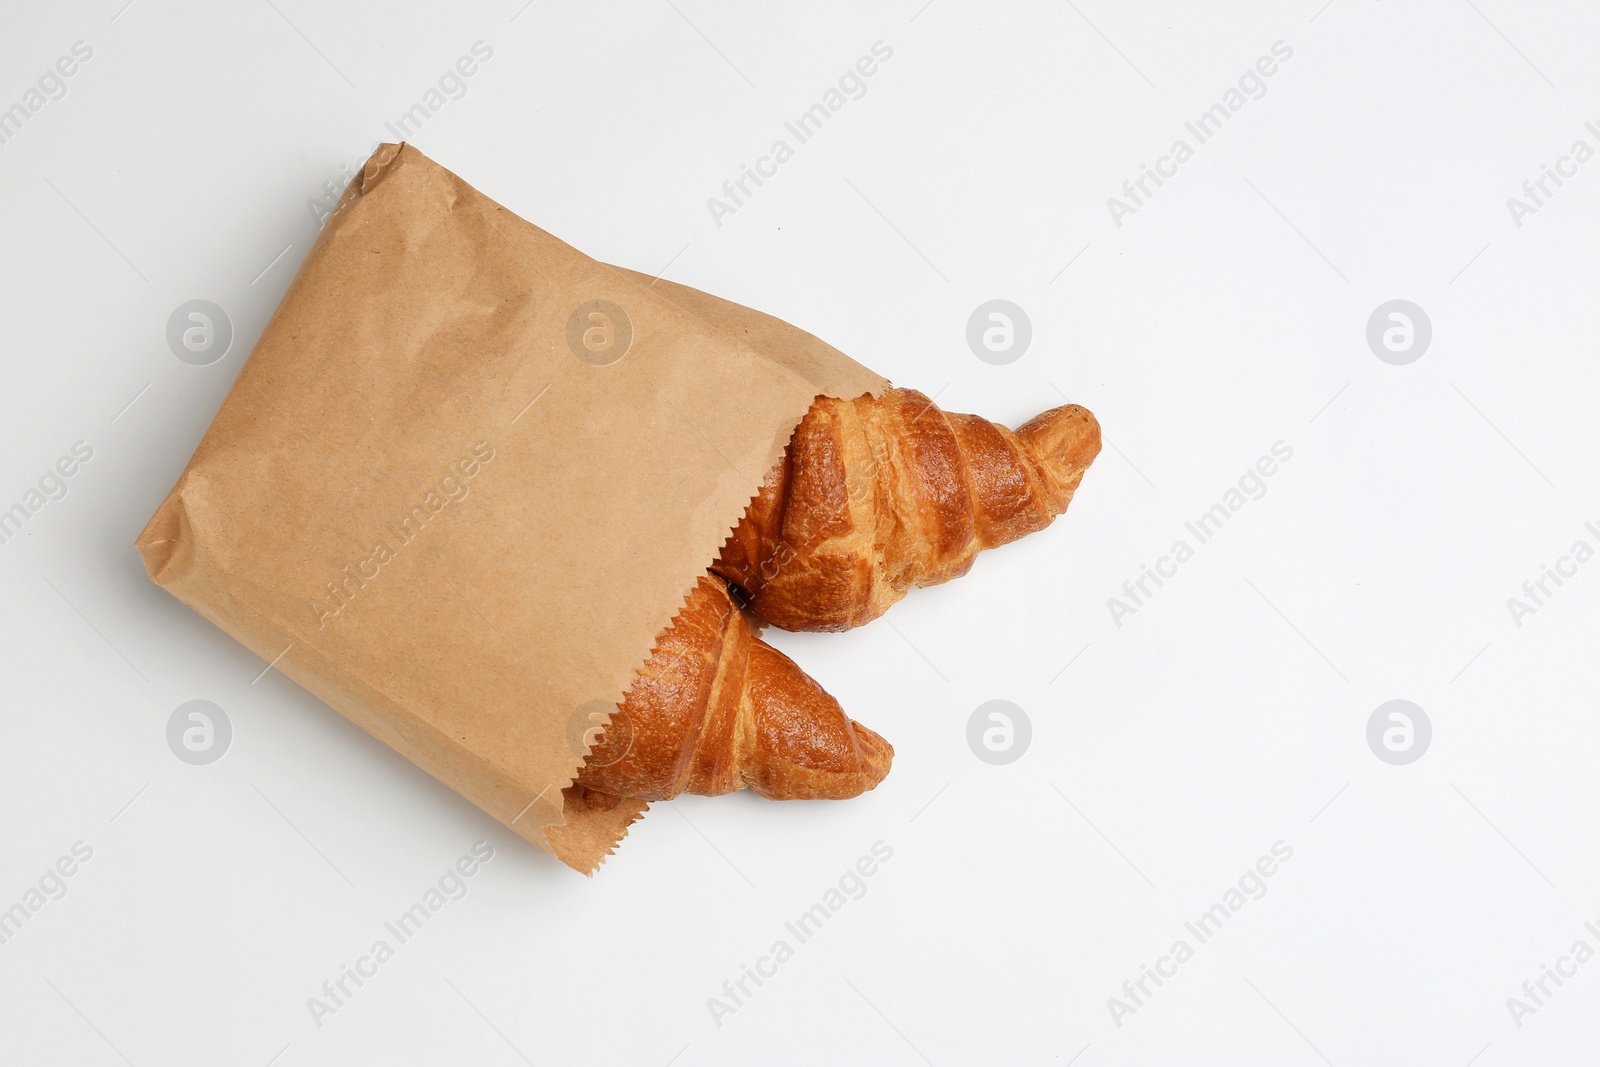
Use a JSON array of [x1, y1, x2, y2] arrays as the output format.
[[136, 143, 886, 873]]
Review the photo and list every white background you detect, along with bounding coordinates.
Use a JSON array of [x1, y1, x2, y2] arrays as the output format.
[[2, 1, 1597, 1064]]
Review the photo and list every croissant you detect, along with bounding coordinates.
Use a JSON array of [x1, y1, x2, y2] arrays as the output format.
[[573, 575, 892, 808], [713, 387, 1101, 631]]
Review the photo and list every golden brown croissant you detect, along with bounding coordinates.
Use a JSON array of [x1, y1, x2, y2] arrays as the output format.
[[714, 387, 1100, 631], [573, 575, 892, 807]]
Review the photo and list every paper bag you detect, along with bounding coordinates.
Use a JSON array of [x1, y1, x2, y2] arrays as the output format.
[[136, 143, 886, 873]]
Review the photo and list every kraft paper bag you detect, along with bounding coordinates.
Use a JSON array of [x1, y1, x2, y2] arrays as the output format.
[[137, 143, 885, 873]]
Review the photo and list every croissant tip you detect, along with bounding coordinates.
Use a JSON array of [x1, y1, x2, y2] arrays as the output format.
[[1018, 403, 1101, 476], [851, 721, 895, 792]]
